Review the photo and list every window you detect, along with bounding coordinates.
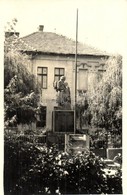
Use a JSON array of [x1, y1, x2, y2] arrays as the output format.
[[37, 67, 47, 89], [54, 68, 65, 81], [78, 69, 88, 91]]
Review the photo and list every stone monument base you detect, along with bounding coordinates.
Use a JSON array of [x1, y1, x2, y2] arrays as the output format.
[[52, 110, 75, 133]]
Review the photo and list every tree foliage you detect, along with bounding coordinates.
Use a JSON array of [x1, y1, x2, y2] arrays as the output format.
[[4, 19, 41, 126], [89, 55, 122, 133], [75, 55, 122, 147]]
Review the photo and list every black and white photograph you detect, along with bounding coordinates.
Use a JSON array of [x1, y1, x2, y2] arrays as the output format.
[[1, 0, 127, 194]]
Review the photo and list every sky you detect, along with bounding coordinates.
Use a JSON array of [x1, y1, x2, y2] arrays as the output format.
[[1, 0, 127, 54]]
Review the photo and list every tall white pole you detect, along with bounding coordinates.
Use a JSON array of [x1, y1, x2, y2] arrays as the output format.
[[75, 9, 78, 133], [75, 8, 78, 105]]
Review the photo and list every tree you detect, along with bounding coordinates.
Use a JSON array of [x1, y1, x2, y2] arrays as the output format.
[[75, 92, 91, 130], [4, 19, 41, 127], [75, 55, 122, 147], [89, 55, 122, 134]]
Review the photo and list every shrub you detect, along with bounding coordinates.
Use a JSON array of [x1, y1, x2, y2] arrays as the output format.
[[4, 134, 40, 194], [4, 134, 122, 194]]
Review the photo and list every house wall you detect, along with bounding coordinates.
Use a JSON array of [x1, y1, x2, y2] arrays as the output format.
[[31, 54, 107, 129]]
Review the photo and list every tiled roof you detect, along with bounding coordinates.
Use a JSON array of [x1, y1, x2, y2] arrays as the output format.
[[15, 31, 108, 56]]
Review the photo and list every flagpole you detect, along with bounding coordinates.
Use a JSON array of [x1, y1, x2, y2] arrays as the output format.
[[75, 8, 78, 133]]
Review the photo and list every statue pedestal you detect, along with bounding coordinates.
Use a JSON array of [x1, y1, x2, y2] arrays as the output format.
[[52, 110, 75, 133]]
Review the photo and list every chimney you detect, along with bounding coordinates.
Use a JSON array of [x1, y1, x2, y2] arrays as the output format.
[[39, 25, 44, 31]]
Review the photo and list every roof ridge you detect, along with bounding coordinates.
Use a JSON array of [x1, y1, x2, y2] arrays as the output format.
[[21, 31, 76, 42], [19, 31, 38, 39]]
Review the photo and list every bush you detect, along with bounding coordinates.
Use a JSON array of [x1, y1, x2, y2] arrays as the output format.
[[4, 134, 122, 194], [4, 135, 40, 194]]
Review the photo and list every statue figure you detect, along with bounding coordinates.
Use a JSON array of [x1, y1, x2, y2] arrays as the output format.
[[54, 76, 71, 109], [63, 82, 71, 105]]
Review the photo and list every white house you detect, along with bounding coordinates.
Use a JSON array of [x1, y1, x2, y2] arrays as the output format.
[[16, 25, 109, 130]]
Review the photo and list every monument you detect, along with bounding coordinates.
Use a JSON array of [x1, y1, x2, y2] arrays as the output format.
[[53, 76, 89, 153], [53, 76, 75, 133]]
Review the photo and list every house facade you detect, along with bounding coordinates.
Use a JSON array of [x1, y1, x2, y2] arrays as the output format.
[[16, 25, 109, 130]]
